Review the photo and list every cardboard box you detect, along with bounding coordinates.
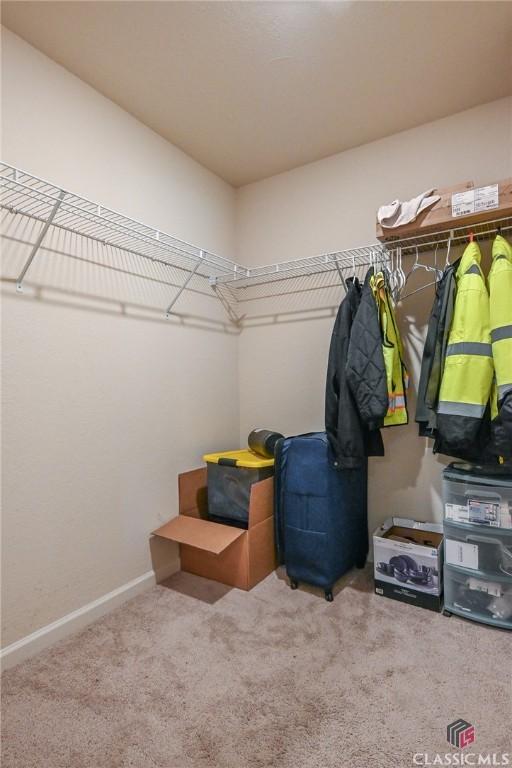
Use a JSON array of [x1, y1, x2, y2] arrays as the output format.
[[152, 468, 276, 590], [373, 517, 444, 612], [376, 178, 512, 242]]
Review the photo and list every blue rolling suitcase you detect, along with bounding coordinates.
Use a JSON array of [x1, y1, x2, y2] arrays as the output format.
[[274, 432, 368, 601]]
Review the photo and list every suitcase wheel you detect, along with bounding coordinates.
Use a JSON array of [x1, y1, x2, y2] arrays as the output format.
[[290, 579, 299, 590], [355, 558, 366, 569], [324, 590, 334, 602], [442, 609, 452, 618]]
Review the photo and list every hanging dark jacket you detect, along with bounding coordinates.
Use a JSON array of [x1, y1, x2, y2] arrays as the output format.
[[346, 268, 389, 431], [415, 258, 460, 437], [325, 278, 384, 469], [481, 236, 512, 463]]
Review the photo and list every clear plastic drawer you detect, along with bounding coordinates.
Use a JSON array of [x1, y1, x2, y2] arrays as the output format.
[[443, 477, 512, 529], [444, 520, 512, 577], [444, 564, 512, 630]]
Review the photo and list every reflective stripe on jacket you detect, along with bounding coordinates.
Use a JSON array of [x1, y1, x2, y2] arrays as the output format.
[[371, 272, 409, 426], [436, 242, 493, 454]]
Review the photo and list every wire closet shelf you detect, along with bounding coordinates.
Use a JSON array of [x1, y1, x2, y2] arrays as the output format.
[[1, 163, 511, 322]]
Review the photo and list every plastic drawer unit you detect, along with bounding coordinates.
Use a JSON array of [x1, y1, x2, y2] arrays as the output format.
[[444, 564, 512, 630], [443, 463, 512, 630], [444, 520, 512, 577], [443, 463, 512, 529], [203, 449, 274, 528]]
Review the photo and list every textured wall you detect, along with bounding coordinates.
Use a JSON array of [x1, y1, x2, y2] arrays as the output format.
[[236, 96, 512, 535], [1, 29, 239, 647], [3, 26, 512, 649]]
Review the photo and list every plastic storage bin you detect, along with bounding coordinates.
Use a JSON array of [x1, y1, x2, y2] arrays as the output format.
[[444, 520, 512, 577], [443, 463, 512, 529], [443, 464, 512, 630], [203, 449, 274, 528], [443, 564, 512, 630]]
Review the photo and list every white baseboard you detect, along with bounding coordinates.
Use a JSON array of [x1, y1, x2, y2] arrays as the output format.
[[1, 562, 179, 672]]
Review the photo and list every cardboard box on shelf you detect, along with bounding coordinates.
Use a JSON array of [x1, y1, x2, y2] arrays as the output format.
[[376, 178, 512, 242], [373, 517, 444, 612], [152, 468, 276, 590]]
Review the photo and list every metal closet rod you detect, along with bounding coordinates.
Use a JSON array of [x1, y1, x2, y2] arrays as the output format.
[[230, 216, 512, 288], [1, 162, 511, 310], [217, 216, 512, 290], [380, 215, 512, 252]]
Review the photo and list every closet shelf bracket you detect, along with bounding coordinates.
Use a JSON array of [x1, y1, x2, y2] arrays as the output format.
[[15, 188, 66, 292], [210, 282, 243, 326], [165, 252, 204, 317]]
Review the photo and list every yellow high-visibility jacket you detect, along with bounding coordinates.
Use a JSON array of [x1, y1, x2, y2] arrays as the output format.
[[371, 272, 409, 426], [436, 242, 493, 455], [488, 235, 512, 455]]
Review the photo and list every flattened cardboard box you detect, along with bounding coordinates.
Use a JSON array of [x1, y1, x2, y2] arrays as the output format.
[[153, 468, 276, 590], [373, 517, 444, 612]]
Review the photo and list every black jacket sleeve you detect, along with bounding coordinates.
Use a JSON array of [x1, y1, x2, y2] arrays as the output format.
[[325, 286, 365, 468], [326, 279, 384, 468], [346, 272, 388, 430], [325, 305, 343, 457]]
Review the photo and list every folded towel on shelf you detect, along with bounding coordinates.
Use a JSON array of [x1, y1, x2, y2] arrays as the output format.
[[378, 189, 441, 228]]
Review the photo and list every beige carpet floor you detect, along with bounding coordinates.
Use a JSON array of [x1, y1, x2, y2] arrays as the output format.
[[2, 567, 511, 768]]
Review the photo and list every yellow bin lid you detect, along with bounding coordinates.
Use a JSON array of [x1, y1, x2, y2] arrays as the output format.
[[203, 448, 274, 468]]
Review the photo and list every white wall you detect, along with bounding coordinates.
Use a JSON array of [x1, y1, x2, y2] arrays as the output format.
[[1, 29, 239, 648], [236, 97, 512, 535]]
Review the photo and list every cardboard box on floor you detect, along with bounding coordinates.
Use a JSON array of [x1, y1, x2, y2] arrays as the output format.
[[152, 468, 276, 590], [373, 517, 444, 612]]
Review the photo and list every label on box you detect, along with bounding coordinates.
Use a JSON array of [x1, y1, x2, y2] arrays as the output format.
[[451, 184, 499, 218], [475, 184, 499, 213], [452, 190, 475, 218], [467, 577, 502, 598], [468, 498, 500, 526], [445, 503, 469, 523], [445, 539, 479, 570], [445, 500, 504, 527]]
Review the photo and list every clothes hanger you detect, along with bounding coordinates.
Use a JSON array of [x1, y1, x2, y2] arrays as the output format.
[[394, 247, 403, 301], [389, 248, 396, 302], [398, 240, 445, 302], [400, 247, 407, 287], [392, 248, 399, 302], [432, 243, 444, 282], [400, 240, 449, 302], [400, 246, 434, 294], [344, 252, 357, 289], [395, 247, 407, 302], [398, 279, 438, 302], [444, 231, 453, 267]]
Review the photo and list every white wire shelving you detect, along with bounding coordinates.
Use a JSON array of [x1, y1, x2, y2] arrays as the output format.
[[1, 162, 511, 325], [0, 162, 243, 320]]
